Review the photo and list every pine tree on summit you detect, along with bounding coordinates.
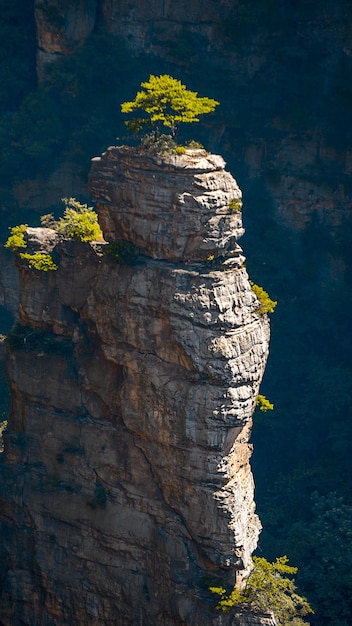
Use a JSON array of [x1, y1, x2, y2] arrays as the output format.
[[121, 74, 219, 138]]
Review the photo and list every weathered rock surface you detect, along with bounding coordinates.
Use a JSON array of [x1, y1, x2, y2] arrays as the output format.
[[34, 0, 98, 77], [0, 149, 270, 625], [90, 147, 244, 261]]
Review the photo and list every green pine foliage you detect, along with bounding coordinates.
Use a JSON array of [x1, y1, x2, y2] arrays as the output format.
[[5, 200, 102, 273], [210, 556, 313, 626], [250, 281, 277, 314], [121, 74, 219, 138], [228, 198, 243, 211], [256, 394, 274, 412], [41, 197, 103, 242], [4, 224, 28, 250], [19, 252, 58, 271]]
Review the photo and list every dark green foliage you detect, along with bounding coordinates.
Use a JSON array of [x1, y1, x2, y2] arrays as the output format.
[[140, 132, 177, 154], [0, 32, 149, 184], [217, 0, 279, 46], [36, 3, 66, 28], [104, 241, 139, 265], [260, 489, 352, 626], [6, 324, 73, 356], [159, 29, 209, 65], [288, 494, 352, 625], [0, 0, 36, 116]]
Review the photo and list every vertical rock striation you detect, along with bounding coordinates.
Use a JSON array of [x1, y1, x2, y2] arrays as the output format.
[[0, 147, 270, 625]]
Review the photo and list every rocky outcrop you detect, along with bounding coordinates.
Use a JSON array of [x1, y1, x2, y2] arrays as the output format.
[[90, 147, 244, 261], [0, 148, 270, 625]]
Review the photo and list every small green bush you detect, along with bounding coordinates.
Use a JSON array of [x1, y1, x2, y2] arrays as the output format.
[[250, 281, 277, 314], [186, 139, 205, 149], [256, 394, 274, 412], [41, 197, 103, 242], [104, 241, 139, 265], [4, 224, 28, 250], [140, 132, 177, 154], [175, 145, 186, 154], [228, 198, 243, 211], [19, 252, 58, 271]]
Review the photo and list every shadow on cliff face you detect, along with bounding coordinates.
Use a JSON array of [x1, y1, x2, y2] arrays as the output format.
[[0, 306, 12, 434]]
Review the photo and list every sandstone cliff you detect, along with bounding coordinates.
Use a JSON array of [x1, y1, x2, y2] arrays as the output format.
[[0, 148, 271, 625]]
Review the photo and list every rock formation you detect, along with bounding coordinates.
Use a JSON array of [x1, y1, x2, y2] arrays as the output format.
[[0, 147, 271, 625], [34, 0, 98, 76]]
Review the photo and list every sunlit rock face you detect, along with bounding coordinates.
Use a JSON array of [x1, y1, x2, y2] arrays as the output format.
[[0, 148, 270, 625], [90, 147, 244, 261]]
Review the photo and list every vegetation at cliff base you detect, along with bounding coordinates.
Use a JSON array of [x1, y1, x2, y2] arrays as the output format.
[[41, 197, 103, 242], [210, 555, 313, 626], [121, 74, 219, 139]]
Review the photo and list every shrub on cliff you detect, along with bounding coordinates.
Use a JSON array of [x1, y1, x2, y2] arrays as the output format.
[[121, 74, 219, 139], [4, 224, 28, 251], [256, 394, 274, 412], [19, 252, 58, 271], [104, 241, 139, 265], [250, 282, 277, 315], [210, 555, 313, 626], [4, 224, 58, 271], [5, 199, 103, 272], [41, 197, 103, 242]]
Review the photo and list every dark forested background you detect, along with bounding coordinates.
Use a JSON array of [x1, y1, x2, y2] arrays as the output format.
[[1, 1, 352, 624]]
